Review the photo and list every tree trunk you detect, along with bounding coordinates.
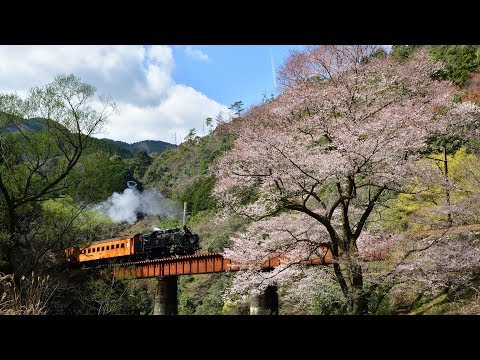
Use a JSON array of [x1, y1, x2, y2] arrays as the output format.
[[353, 292, 369, 315], [3, 203, 17, 272], [351, 263, 368, 315], [443, 146, 453, 227]]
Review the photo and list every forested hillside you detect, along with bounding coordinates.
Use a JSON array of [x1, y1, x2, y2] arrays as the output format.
[[0, 117, 176, 159], [100, 138, 176, 155], [1, 46, 480, 315]]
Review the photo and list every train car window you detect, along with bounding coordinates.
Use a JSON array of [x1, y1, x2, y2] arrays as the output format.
[[121, 243, 125, 248], [88, 249, 91, 253], [101, 247, 104, 251], [92, 248, 95, 253], [116, 244, 119, 249], [106, 246, 109, 250]]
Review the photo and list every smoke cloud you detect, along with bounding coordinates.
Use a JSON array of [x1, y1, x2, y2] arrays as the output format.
[[94, 184, 182, 224]]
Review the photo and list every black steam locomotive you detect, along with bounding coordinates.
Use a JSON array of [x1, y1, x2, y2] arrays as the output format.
[[65, 226, 201, 266], [141, 226, 201, 257]]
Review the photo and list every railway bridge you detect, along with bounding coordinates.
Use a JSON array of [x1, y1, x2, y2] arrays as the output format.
[[110, 246, 335, 315]]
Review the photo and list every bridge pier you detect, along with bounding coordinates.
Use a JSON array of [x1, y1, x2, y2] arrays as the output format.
[[249, 285, 278, 315], [153, 276, 178, 315]]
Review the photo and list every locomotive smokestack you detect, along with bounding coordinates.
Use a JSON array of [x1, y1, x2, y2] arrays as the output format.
[[127, 181, 137, 189]]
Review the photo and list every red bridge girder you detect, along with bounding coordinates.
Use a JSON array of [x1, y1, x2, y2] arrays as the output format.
[[113, 246, 333, 279]]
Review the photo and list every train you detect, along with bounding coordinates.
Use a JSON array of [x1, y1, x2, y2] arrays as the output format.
[[65, 226, 201, 267]]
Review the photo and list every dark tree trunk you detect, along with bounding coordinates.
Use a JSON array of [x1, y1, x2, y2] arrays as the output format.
[[3, 203, 17, 273], [443, 146, 453, 227]]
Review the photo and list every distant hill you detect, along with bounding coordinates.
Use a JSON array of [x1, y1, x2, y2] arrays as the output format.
[[100, 138, 177, 155], [1, 117, 176, 157], [1, 117, 54, 133], [86, 137, 134, 158]]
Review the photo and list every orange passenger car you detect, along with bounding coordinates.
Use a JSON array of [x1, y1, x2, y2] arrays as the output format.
[[65, 234, 141, 265]]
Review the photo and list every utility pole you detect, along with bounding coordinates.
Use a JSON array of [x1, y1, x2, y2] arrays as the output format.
[[183, 201, 187, 227], [427, 147, 453, 227]]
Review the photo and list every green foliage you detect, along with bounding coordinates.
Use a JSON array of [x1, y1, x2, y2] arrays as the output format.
[[184, 128, 198, 143], [178, 273, 234, 315], [0, 74, 116, 273], [391, 45, 423, 62], [174, 200, 245, 315], [430, 45, 480, 86], [425, 134, 474, 155], [42, 197, 113, 239], [49, 272, 154, 315], [131, 151, 152, 180], [229, 101, 244, 117], [18, 197, 114, 273], [379, 148, 480, 232], [390, 45, 480, 87], [205, 117, 214, 134], [307, 286, 347, 315], [188, 210, 244, 253], [0, 129, 67, 199], [66, 151, 133, 203], [83, 136, 133, 158], [221, 295, 250, 314], [368, 284, 394, 315], [380, 192, 432, 232], [179, 177, 215, 216], [150, 217, 182, 231], [100, 138, 175, 156], [360, 47, 388, 64], [143, 133, 234, 200]]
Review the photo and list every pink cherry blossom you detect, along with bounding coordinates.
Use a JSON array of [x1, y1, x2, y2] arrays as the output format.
[[213, 46, 480, 314]]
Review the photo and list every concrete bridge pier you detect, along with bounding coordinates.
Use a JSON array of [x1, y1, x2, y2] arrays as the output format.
[[153, 276, 178, 315], [249, 285, 279, 315]]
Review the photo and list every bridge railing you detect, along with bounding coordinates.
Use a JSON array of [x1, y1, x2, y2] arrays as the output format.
[[113, 245, 334, 279]]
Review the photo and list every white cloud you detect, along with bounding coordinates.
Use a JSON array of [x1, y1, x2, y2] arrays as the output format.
[[185, 46, 210, 62], [0, 45, 227, 143], [108, 85, 228, 144]]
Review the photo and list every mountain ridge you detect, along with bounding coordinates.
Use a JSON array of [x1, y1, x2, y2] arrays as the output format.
[[100, 138, 177, 155], [1, 117, 176, 156]]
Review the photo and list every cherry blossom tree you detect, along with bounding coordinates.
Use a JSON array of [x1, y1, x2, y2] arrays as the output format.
[[213, 46, 480, 314]]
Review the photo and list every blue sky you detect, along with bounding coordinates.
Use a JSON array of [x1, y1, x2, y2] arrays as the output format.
[[171, 45, 304, 109], [0, 45, 302, 143]]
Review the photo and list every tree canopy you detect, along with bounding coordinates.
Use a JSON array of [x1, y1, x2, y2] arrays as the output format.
[[213, 46, 480, 314], [0, 74, 117, 273]]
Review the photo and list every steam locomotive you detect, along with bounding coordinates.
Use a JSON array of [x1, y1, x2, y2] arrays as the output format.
[[65, 226, 201, 267]]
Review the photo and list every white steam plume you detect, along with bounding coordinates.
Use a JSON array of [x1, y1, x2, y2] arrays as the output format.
[[94, 186, 182, 224]]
